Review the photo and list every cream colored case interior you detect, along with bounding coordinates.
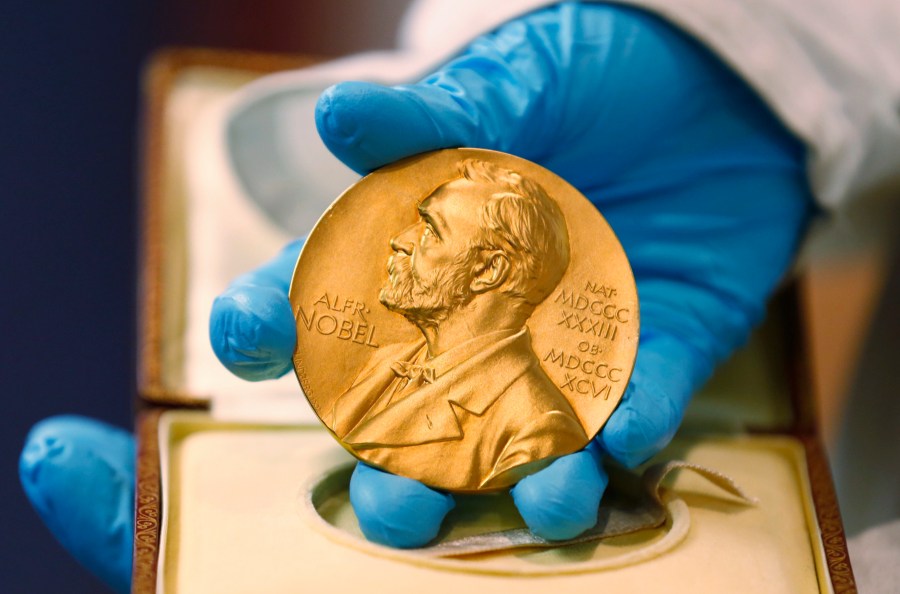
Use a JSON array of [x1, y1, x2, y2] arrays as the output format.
[[151, 63, 830, 593]]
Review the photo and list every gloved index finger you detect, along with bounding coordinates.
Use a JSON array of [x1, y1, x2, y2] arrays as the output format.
[[314, 11, 571, 174]]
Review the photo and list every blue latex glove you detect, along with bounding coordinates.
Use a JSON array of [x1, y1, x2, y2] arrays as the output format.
[[213, 3, 811, 545], [20, 3, 813, 588]]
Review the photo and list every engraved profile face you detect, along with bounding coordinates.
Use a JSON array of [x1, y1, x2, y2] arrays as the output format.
[[378, 159, 571, 330], [321, 160, 588, 490], [289, 148, 639, 491]]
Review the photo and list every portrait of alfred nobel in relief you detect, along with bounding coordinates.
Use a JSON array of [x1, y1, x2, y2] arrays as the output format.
[[328, 159, 587, 490]]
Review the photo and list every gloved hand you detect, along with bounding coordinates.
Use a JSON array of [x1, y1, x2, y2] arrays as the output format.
[[19, 2, 813, 590], [214, 3, 811, 547]]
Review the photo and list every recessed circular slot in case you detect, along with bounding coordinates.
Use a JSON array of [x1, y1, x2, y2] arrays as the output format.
[[299, 463, 689, 575]]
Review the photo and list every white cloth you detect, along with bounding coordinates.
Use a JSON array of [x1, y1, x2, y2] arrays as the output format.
[[224, 0, 900, 238], [848, 518, 900, 594]]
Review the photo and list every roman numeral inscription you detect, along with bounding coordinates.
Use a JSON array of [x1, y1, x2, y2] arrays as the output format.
[[546, 280, 630, 399], [553, 282, 630, 342], [543, 348, 623, 399]]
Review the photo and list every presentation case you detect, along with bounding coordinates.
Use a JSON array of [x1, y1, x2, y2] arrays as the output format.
[[132, 49, 856, 593]]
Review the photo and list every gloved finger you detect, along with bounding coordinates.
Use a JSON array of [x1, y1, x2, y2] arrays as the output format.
[[315, 8, 578, 173], [598, 332, 706, 467], [511, 441, 608, 540], [210, 238, 304, 381], [315, 5, 704, 181], [597, 162, 812, 467], [349, 463, 455, 548], [19, 415, 134, 594]]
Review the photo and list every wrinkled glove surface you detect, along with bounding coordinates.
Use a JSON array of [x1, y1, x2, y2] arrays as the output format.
[[20, 4, 812, 591]]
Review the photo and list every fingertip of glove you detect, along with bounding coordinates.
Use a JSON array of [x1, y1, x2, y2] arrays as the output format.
[[19, 419, 67, 494], [598, 402, 675, 468], [20, 416, 133, 486], [350, 464, 454, 548], [316, 82, 384, 172], [317, 81, 458, 173], [316, 82, 367, 141], [209, 286, 296, 381], [511, 450, 607, 540]]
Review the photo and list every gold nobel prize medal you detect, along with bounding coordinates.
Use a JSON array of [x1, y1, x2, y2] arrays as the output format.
[[290, 149, 638, 492]]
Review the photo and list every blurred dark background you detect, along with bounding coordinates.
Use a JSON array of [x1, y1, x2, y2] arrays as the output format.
[[1, 1, 409, 591]]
